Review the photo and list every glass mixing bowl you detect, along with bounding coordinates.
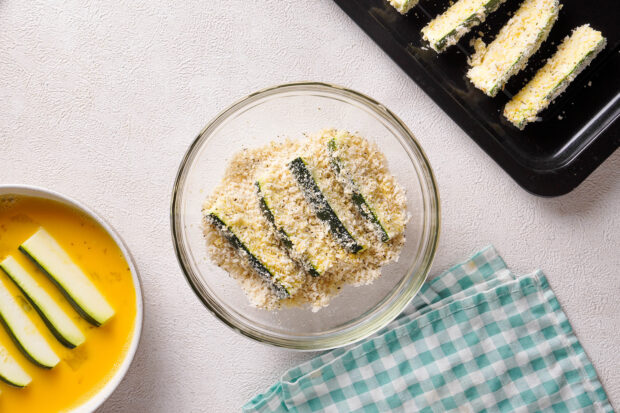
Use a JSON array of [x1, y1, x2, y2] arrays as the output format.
[[171, 82, 440, 350]]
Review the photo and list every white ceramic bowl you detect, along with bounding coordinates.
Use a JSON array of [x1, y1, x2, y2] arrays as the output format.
[[0, 185, 143, 413]]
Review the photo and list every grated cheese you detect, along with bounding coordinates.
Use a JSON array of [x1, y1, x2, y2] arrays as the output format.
[[504, 24, 606, 129]]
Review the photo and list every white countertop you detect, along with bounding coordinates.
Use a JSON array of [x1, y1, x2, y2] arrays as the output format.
[[0, 1, 618, 411]]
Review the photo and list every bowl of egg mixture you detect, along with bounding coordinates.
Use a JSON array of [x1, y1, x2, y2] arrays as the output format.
[[172, 82, 440, 350], [0, 185, 143, 412]]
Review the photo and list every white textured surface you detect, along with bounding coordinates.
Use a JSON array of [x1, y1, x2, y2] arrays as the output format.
[[0, 1, 617, 412]]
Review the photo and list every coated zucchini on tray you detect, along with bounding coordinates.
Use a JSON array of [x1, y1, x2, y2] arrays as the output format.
[[0, 276, 60, 369], [384, 0, 608, 131], [467, 0, 560, 97], [0, 344, 32, 387], [504, 24, 606, 129], [0, 256, 85, 348]]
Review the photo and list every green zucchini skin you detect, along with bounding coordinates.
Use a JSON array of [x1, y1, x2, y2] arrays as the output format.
[[205, 213, 290, 298], [19, 246, 102, 327], [0, 355, 31, 388], [288, 157, 363, 254], [1, 267, 77, 349], [255, 182, 321, 277], [0, 257, 84, 349], [0, 281, 60, 369], [0, 376, 27, 388], [328, 139, 389, 242], [0, 316, 49, 369], [0, 343, 31, 387], [18, 228, 115, 328], [34, 306, 77, 349]]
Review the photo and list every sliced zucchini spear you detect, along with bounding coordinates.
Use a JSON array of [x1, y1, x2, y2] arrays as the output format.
[[0, 256, 85, 348], [256, 181, 321, 277], [0, 277, 60, 369], [421, 0, 507, 52], [205, 213, 290, 299], [19, 228, 115, 327], [0, 344, 32, 387], [288, 157, 363, 254], [328, 139, 390, 242]]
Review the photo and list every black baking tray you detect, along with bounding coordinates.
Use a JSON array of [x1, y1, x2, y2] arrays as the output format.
[[333, 0, 620, 196]]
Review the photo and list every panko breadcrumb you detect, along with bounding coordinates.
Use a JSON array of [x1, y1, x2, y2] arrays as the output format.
[[466, 0, 560, 97], [503, 24, 606, 129], [202, 130, 408, 311]]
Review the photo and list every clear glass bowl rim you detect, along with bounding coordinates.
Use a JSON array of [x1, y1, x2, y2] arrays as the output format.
[[171, 81, 441, 350]]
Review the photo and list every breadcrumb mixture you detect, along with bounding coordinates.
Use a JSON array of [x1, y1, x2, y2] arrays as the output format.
[[202, 130, 408, 311]]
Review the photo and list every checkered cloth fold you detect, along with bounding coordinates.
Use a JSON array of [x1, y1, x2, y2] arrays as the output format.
[[244, 246, 613, 413]]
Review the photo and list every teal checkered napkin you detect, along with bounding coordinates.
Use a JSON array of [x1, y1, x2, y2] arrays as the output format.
[[244, 247, 613, 413]]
